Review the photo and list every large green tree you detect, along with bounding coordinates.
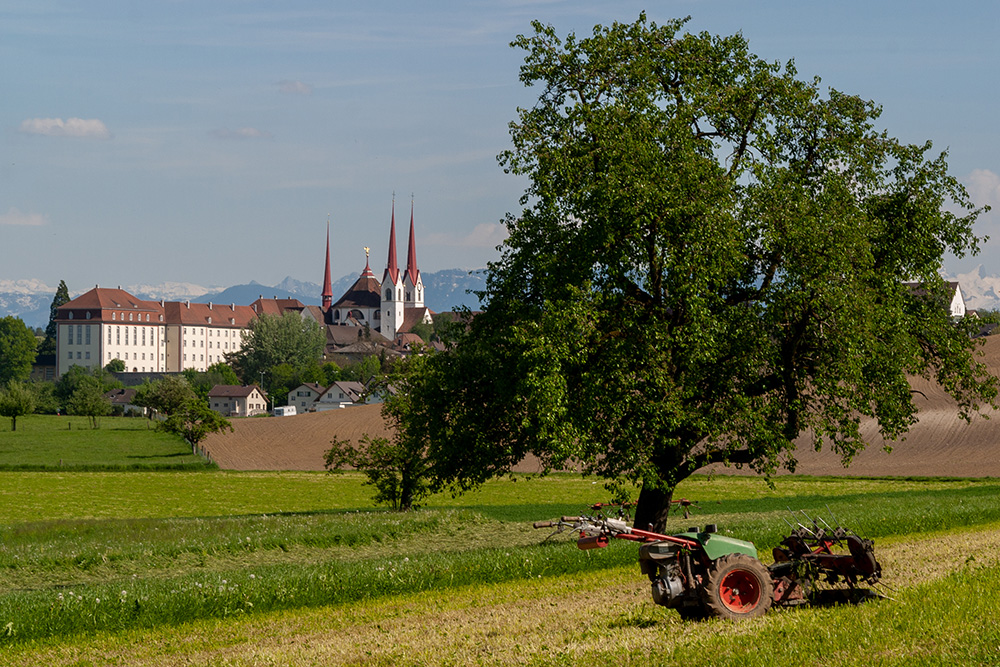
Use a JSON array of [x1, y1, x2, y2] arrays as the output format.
[[38, 280, 70, 356], [401, 15, 997, 531], [227, 313, 326, 392], [0, 316, 38, 385]]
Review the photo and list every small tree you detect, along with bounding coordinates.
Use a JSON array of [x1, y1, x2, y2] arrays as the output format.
[[324, 355, 433, 511], [0, 381, 36, 431], [133, 375, 197, 417], [161, 400, 232, 445], [67, 379, 111, 429]]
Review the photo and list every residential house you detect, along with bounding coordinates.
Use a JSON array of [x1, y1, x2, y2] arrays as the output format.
[[208, 384, 267, 417], [287, 382, 324, 413]]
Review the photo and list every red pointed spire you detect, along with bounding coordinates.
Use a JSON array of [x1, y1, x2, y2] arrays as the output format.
[[383, 198, 400, 286], [322, 217, 333, 310], [405, 200, 420, 287]]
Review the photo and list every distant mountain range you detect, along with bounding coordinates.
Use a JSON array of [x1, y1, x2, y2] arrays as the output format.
[[8, 265, 997, 330], [0, 269, 487, 329]]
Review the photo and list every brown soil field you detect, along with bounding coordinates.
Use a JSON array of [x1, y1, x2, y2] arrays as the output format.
[[204, 335, 1000, 476]]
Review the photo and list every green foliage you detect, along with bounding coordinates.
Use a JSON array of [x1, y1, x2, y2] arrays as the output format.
[[326, 435, 432, 511], [326, 355, 440, 511], [67, 380, 111, 429], [133, 375, 196, 417], [0, 381, 36, 431], [37, 280, 69, 356], [0, 316, 38, 385], [28, 380, 58, 414], [403, 15, 999, 530], [159, 399, 232, 446], [181, 363, 240, 400], [104, 358, 126, 373], [409, 321, 434, 343], [54, 365, 120, 411], [227, 313, 326, 389]]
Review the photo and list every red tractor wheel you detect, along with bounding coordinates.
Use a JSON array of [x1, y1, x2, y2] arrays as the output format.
[[701, 554, 774, 620]]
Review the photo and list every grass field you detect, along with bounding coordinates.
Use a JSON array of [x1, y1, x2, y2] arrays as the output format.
[[0, 415, 211, 470], [1, 472, 1000, 665]]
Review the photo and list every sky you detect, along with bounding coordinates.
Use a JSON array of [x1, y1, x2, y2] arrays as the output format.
[[3, 0, 1000, 292]]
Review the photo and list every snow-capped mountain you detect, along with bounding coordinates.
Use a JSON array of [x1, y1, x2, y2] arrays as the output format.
[[950, 265, 1000, 312], [0, 270, 487, 328]]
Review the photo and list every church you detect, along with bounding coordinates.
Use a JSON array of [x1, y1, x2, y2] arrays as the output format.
[[321, 199, 433, 343]]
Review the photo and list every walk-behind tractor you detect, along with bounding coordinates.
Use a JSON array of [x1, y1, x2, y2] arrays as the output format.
[[534, 502, 884, 620]]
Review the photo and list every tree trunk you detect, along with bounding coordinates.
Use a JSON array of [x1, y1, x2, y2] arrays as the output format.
[[633, 484, 674, 533]]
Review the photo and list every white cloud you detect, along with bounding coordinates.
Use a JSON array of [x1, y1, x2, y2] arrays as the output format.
[[967, 169, 1000, 209], [211, 127, 272, 140], [278, 80, 312, 95], [19, 117, 111, 139], [427, 222, 508, 249], [0, 207, 47, 226]]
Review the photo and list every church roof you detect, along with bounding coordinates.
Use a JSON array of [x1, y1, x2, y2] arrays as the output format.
[[383, 200, 400, 286], [332, 258, 381, 310], [404, 201, 420, 287]]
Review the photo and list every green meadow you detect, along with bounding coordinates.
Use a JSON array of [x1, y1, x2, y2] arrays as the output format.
[[1, 420, 999, 664], [0, 470, 998, 665], [0, 415, 210, 470]]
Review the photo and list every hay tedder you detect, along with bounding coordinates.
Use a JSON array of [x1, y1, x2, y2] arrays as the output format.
[[533, 501, 884, 620]]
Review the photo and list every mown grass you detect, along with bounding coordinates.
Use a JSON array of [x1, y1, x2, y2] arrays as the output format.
[[0, 415, 210, 470], [1, 473, 1000, 650]]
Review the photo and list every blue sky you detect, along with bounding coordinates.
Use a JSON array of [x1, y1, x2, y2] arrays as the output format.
[[3, 1, 1000, 291]]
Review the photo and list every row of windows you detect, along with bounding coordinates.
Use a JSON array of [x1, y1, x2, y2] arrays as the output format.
[[182, 327, 238, 337], [106, 326, 161, 347], [66, 324, 92, 346], [110, 311, 162, 322]]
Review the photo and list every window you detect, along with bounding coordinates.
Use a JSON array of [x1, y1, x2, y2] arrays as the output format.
[[85, 325, 91, 345], [107, 328, 111, 344], [76, 351, 81, 359], [77, 325, 82, 345], [67, 351, 73, 359], [116, 326, 120, 344], [129, 313, 133, 321], [112, 312, 116, 321], [385, 288, 391, 300], [85, 351, 90, 360]]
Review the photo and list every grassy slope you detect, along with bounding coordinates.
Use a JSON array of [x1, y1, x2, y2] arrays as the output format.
[[1, 474, 1000, 664], [0, 415, 209, 470]]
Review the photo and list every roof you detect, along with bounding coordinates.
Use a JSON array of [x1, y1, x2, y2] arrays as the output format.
[[398, 306, 433, 333], [318, 381, 366, 403], [332, 262, 381, 310], [57, 287, 164, 322], [163, 301, 257, 328], [104, 388, 138, 405], [383, 201, 400, 286], [325, 325, 390, 346], [404, 201, 420, 287], [250, 298, 306, 317], [289, 382, 324, 394], [208, 384, 264, 398]]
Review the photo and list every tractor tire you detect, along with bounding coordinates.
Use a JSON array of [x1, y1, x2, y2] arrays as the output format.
[[701, 554, 774, 620]]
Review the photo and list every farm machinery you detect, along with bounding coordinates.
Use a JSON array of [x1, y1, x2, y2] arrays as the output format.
[[533, 501, 884, 620]]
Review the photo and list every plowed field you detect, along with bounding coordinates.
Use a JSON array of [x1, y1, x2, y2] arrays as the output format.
[[203, 336, 1000, 476]]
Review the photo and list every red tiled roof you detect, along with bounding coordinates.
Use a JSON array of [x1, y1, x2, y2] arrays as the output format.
[[163, 301, 257, 328]]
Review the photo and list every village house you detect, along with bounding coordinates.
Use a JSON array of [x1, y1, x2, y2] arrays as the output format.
[[208, 384, 267, 417]]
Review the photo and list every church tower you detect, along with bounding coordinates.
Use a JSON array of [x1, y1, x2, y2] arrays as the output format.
[[382, 199, 405, 339], [321, 216, 333, 311], [403, 200, 424, 308]]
